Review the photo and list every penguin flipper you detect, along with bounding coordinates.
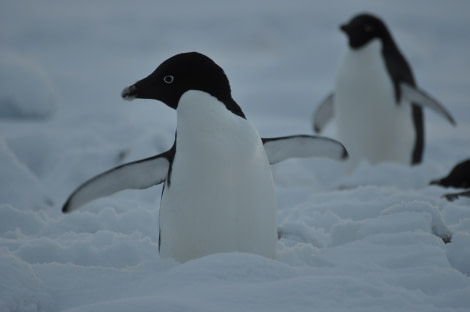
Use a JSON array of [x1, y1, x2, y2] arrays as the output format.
[[62, 153, 170, 213], [312, 93, 335, 133], [400, 83, 456, 125], [262, 135, 348, 165]]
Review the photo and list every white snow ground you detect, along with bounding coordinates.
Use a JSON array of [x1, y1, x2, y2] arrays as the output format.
[[1, 1, 470, 311]]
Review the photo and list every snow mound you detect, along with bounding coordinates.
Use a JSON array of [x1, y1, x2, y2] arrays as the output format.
[[0, 52, 57, 119], [446, 232, 470, 275], [382, 201, 453, 243], [0, 252, 57, 312], [0, 140, 52, 210]]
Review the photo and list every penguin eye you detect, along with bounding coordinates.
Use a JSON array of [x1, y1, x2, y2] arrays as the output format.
[[163, 75, 174, 84]]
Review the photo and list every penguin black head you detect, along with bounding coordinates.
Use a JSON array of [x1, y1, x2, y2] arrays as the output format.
[[340, 13, 392, 49], [122, 52, 244, 117]]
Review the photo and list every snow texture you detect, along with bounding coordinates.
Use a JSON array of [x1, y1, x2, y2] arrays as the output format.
[[1, 1, 469, 311]]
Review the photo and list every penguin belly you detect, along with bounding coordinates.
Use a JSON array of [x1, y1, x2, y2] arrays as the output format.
[[159, 91, 277, 262], [335, 40, 415, 171]]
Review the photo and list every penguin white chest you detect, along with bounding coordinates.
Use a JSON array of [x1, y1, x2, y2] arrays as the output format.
[[159, 90, 277, 262], [335, 40, 415, 170]]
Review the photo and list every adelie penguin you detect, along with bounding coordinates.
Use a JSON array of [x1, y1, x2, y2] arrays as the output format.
[[62, 52, 348, 263], [430, 159, 470, 201], [313, 13, 456, 172]]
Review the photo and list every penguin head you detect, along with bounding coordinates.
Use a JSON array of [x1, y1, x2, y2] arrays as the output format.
[[340, 13, 391, 49], [122, 52, 238, 113]]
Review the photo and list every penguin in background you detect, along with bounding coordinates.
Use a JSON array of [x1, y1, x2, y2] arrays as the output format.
[[430, 158, 470, 201], [313, 13, 456, 172], [62, 52, 348, 263]]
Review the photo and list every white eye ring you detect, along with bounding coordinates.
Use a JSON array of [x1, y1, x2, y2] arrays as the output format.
[[163, 75, 174, 84]]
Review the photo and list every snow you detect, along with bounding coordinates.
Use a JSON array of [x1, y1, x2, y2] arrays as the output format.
[[0, 52, 57, 119], [1, 0, 469, 311]]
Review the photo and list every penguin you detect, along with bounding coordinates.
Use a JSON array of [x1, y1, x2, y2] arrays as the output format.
[[430, 158, 470, 188], [430, 158, 470, 201], [441, 190, 470, 202], [313, 13, 455, 172], [62, 52, 348, 262]]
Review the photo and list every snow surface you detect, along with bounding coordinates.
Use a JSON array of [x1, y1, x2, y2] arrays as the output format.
[[1, 1, 470, 311]]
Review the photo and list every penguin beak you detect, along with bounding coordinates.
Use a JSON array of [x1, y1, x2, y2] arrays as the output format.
[[121, 84, 137, 101], [340, 23, 349, 34], [121, 73, 160, 101]]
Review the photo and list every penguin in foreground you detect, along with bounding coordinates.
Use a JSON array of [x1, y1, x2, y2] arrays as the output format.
[[430, 158, 470, 201], [313, 13, 455, 172], [62, 52, 348, 263]]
